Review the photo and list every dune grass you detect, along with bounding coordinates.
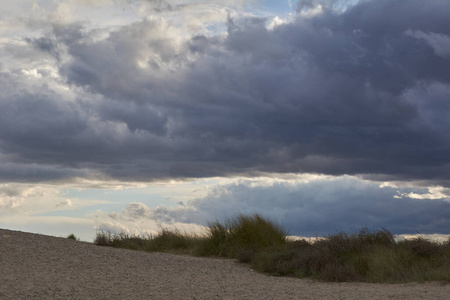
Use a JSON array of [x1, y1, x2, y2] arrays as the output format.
[[195, 214, 286, 258], [94, 214, 285, 256], [252, 228, 450, 283], [66, 233, 80, 241], [94, 229, 204, 254], [93, 214, 450, 283]]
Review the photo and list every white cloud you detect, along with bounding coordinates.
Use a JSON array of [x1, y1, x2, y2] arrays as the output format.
[[299, 4, 323, 17], [93, 202, 207, 236], [396, 234, 450, 244], [49, 2, 74, 24], [0, 182, 109, 228], [0, 177, 215, 240], [21, 68, 43, 79], [267, 16, 289, 30], [398, 186, 450, 201]]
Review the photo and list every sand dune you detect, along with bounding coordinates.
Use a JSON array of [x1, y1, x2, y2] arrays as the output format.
[[1, 228, 449, 299]]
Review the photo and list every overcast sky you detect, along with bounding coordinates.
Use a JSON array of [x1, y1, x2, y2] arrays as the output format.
[[1, 0, 449, 242]]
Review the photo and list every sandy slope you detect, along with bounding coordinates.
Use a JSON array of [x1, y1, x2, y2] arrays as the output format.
[[0, 228, 449, 299]]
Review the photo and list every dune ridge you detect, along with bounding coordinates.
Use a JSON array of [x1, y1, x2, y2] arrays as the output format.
[[1, 228, 449, 299]]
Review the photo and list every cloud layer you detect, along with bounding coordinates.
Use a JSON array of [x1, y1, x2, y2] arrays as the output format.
[[94, 176, 450, 237], [1, 0, 450, 185]]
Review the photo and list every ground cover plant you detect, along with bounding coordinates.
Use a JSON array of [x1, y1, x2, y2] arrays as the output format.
[[66, 233, 79, 241], [196, 214, 287, 258], [93, 214, 450, 283], [251, 228, 450, 283]]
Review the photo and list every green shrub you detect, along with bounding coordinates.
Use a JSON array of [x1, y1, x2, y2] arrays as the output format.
[[399, 237, 442, 258], [66, 233, 79, 241], [93, 232, 150, 250], [196, 214, 286, 258], [93, 231, 113, 246], [237, 248, 256, 263], [362, 245, 413, 282], [145, 229, 203, 254], [250, 228, 449, 283], [320, 262, 359, 282], [252, 242, 333, 278], [92, 215, 449, 283], [314, 227, 395, 260], [252, 248, 292, 275]]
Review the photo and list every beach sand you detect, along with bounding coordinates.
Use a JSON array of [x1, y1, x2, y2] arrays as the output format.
[[1, 228, 448, 299]]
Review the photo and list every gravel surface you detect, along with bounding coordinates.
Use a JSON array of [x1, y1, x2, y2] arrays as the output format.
[[1, 228, 449, 299]]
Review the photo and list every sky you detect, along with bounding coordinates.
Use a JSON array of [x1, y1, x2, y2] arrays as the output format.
[[1, 0, 450, 242]]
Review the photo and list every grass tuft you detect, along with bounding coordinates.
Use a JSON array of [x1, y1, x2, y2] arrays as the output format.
[[196, 214, 286, 258], [250, 228, 449, 283], [66, 234, 79, 241], [92, 214, 450, 283]]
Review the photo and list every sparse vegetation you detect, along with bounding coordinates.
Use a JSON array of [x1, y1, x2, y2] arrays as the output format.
[[251, 228, 450, 283], [94, 229, 204, 255], [195, 214, 286, 258], [93, 214, 450, 283], [66, 234, 79, 241]]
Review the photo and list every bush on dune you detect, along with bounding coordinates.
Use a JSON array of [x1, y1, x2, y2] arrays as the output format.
[[196, 214, 287, 259], [92, 214, 450, 283], [145, 229, 204, 254], [66, 233, 79, 241], [251, 227, 450, 283], [94, 232, 149, 250], [93, 230, 201, 254]]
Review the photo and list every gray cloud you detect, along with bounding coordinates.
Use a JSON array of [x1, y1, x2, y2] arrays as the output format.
[[95, 176, 450, 236], [406, 30, 450, 59], [1, 0, 450, 184], [185, 177, 450, 236]]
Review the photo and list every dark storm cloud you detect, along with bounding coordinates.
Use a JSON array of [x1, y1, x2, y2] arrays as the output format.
[[2, 0, 450, 183], [96, 177, 450, 236], [188, 178, 450, 235], [205, 179, 450, 236]]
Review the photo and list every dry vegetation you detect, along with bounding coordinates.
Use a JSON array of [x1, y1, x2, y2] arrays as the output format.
[[94, 214, 450, 283]]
